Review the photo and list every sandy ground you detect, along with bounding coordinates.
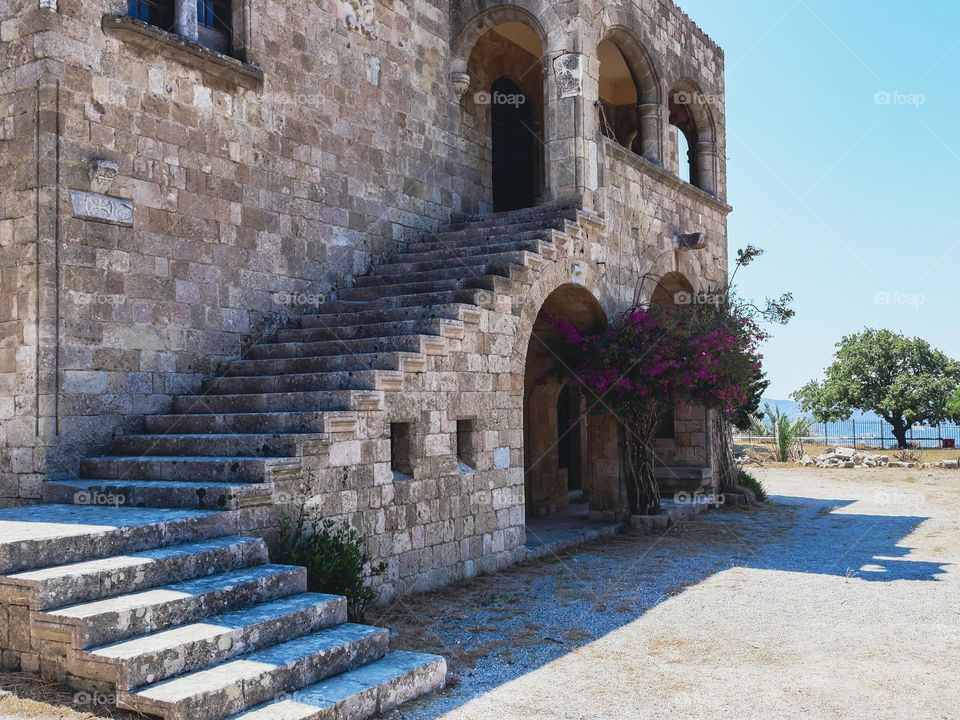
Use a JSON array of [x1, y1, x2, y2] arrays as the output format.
[[378, 468, 960, 720], [3, 467, 958, 720]]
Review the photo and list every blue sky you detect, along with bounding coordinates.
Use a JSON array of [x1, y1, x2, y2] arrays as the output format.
[[677, 0, 960, 398]]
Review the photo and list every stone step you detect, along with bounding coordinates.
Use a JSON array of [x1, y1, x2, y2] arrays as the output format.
[[309, 287, 494, 316], [357, 250, 541, 284], [203, 369, 404, 395], [289, 303, 481, 331], [221, 353, 411, 377], [275, 318, 462, 345], [245, 333, 447, 362], [33, 564, 306, 648], [337, 273, 504, 302], [0, 536, 266, 611], [443, 205, 578, 233], [75, 592, 347, 691], [80, 456, 292, 483], [121, 623, 390, 720], [0, 505, 232, 575], [173, 389, 383, 414], [226, 651, 447, 720], [43, 479, 274, 511], [403, 227, 555, 253], [386, 239, 550, 268], [144, 411, 358, 435], [112, 433, 325, 459]]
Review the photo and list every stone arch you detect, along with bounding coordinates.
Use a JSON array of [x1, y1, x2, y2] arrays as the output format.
[[510, 259, 624, 520], [596, 25, 662, 162], [522, 282, 610, 517], [511, 257, 610, 375], [598, 25, 661, 105], [667, 77, 718, 194], [450, 4, 557, 77], [651, 270, 695, 307]]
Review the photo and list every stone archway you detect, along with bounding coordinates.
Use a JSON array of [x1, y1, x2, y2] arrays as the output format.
[[522, 283, 619, 519]]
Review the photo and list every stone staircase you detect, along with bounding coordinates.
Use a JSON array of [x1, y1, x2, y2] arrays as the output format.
[[0, 505, 444, 719], [1, 203, 594, 720], [43, 203, 586, 513]]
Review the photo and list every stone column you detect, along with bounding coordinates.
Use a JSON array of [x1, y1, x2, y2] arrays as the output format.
[[175, 0, 198, 42], [543, 51, 588, 206], [694, 141, 718, 196], [637, 102, 662, 165]]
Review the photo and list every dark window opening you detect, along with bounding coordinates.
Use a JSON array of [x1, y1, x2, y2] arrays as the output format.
[[656, 409, 676, 440], [491, 76, 536, 212], [197, 0, 232, 53], [127, 0, 174, 31], [390, 423, 414, 478], [456, 419, 477, 470], [557, 385, 582, 491]]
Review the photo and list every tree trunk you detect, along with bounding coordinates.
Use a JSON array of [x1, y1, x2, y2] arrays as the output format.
[[713, 414, 738, 490], [622, 420, 660, 516], [891, 421, 909, 449]]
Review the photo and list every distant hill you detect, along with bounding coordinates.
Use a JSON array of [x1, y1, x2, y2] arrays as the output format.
[[760, 398, 884, 424]]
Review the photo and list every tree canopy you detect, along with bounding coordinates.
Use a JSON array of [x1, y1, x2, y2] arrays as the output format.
[[792, 329, 960, 447]]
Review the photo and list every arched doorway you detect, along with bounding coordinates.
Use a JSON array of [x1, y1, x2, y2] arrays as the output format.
[[523, 285, 620, 519], [491, 76, 535, 211], [459, 18, 545, 212]]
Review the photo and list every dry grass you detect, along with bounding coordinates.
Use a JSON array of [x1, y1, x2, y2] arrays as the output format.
[[0, 673, 144, 720]]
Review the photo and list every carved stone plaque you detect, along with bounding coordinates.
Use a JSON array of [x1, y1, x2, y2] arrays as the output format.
[[70, 190, 133, 227], [553, 53, 584, 99]]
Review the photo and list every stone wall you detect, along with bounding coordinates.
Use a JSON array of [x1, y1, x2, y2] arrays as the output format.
[[1, 0, 731, 586], [2, 0, 502, 494], [1, 0, 48, 505]]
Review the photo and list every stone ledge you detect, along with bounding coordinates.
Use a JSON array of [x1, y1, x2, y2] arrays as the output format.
[[101, 15, 264, 90], [602, 138, 733, 216]]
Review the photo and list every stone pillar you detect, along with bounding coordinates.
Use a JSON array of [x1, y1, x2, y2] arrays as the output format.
[[637, 102, 662, 165], [543, 52, 588, 206], [175, 0, 198, 42], [694, 141, 718, 196]]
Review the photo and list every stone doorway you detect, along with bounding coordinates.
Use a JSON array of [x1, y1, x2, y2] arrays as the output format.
[[491, 76, 535, 211], [523, 285, 622, 522]]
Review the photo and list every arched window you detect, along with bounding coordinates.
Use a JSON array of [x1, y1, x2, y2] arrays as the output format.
[[668, 83, 718, 195], [597, 30, 661, 164], [597, 40, 639, 151]]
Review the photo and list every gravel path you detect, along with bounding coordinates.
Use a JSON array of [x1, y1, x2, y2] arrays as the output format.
[[377, 468, 960, 720]]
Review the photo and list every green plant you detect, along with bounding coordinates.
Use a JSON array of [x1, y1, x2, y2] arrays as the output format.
[[277, 504, 387, 621], [763, 403, 813, 462], [793, 329, 960, 448], [737, 468, 767, 502]]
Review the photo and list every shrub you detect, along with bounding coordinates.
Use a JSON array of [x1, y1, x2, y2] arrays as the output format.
[[763, 403, 813, 462], [737, 468, 768, 502], [276, 504, 387, 622]]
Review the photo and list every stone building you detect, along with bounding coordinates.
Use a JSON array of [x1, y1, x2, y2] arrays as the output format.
[[1, 0, 730, 598]]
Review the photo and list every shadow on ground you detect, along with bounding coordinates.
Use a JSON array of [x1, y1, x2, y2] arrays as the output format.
[[375, 493, 950, 718]]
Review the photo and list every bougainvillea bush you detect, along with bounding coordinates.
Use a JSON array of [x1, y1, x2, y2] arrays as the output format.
[[549, 299, 765, 515]]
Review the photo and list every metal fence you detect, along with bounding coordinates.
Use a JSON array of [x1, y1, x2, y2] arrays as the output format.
[[736, 420, 960, 450]]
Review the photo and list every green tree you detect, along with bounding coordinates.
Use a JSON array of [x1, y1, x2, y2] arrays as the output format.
[[792, 329, 960, 448], [949, 388, 960, 422]]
